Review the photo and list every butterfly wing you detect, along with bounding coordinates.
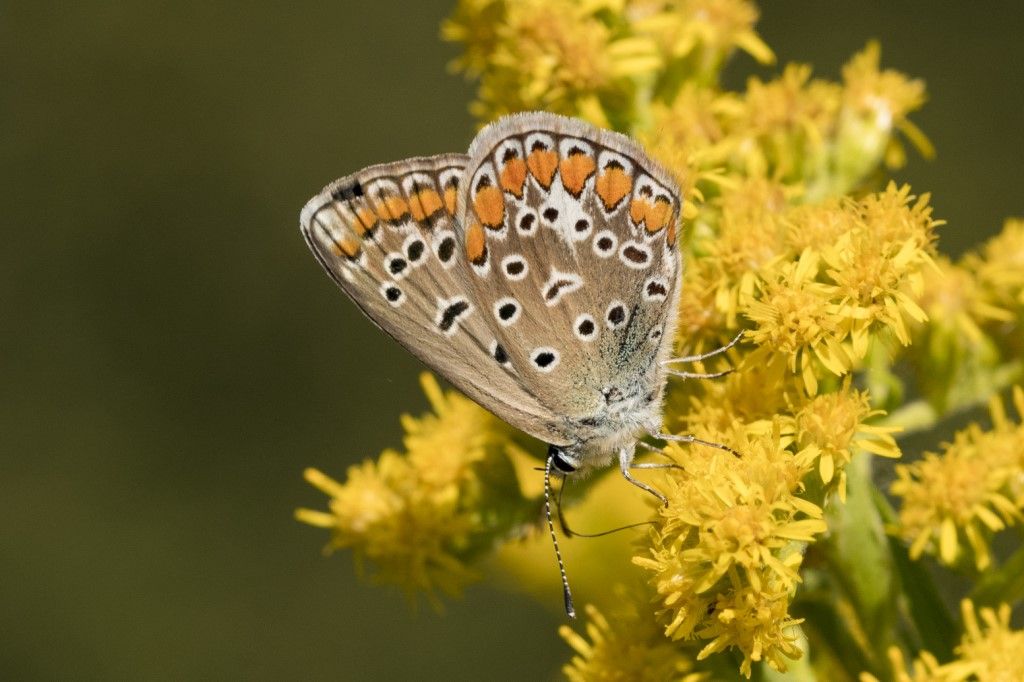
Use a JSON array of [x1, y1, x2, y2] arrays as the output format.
[[454, 112, 683, 438], [300, 153, 566, 443]]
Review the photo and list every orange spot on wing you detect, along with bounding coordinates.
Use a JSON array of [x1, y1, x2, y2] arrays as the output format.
[[559, 152, 596, 197], [667, 217, 677, 247], [334, 237, 361, 259], [499, 157, 527, 198], [410, 189, 444, 223], [376, 195, 409, 223], [443, 185, 458, 215], [473, 185, 505, 229], [526, 149, 558, 188], [465, 220, 487, 264], [595, 166, 632, 211], [629, 197, 649, 226], [353, 207, 377, 236], [644, 196, 672, 233]]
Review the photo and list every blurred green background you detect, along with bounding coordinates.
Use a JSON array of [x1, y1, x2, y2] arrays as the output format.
[[2, 2, 1021, 679]]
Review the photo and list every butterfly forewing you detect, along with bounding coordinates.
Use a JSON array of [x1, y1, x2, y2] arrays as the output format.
[[454, 113, 683, 430], [300, 153, 564, 442]]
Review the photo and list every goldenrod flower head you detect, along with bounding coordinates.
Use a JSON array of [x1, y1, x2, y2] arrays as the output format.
[[842, 41, 927, 133], [441, 0, 505, 77], [792, 380, 900, 495], [919, 255, 1009, 345], [864, 601, 1024, 681], [728, 63, 840, 182], [628, 0, 774, 74], [633, 424, 825, 676], [822, 184, 937, 347], [674, 259, 729, 350], [784, 200, 859, 254], [839, 41, 932, 169], [560, 599, 706, 682], [942, 600, 1024, 682], [445, 0, 666, 126], [296, 374, 526, 604], [704, 177, 793, 326], [891, 386, 1024, 570], [742, 250, 844, 394], [695, 578, 804, 677], [971, 217, 1024, 311]]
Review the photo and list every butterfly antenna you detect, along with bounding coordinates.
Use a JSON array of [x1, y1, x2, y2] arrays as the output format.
[[545, 454, 576, 619]]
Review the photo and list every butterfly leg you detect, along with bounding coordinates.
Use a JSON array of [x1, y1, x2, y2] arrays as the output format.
[[659, 430, 741, 456], [618, 448, 669, 506], [662, 331, 743, 365], [666, 368, 734, 380]]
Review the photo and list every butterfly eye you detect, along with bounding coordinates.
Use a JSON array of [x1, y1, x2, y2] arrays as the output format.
[[548, 445, 578, 473]]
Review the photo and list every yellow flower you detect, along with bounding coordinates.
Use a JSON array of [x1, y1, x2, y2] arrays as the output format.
[[695, 579, 804, 678], [792, 380, 900, 496], [970, 217, 1024, 312], [727, 63, 841, 182], [704, 177, 793, 326], [446, 0, 662, 125], [560, 599, 706, 682], [941, 600, 1024, 682], [891, 387, 1024, 570], [633, 424, 826, 677], [441, 0, 505, 76], [839, 41, 932, 169], [629, 0, 774, 77], [822, 183, 937, 351], [742, 249, 845, 394], [296, 373, 528, 604]]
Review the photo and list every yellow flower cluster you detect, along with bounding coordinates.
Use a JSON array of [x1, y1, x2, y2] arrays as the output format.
[[443, 0, 773, 128], [647, 42, 928, 202], [891, 386, 1024, 570], [633, 425, 820, 676], [862, 600, 1024, 682], [298, 1, 1024, 679], [632, 375, 897, 675], [560, 599, 706, 682], [295, 373, 529, 604]]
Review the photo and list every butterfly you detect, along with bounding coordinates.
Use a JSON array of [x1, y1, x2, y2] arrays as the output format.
[[299, 112, 737, 617]]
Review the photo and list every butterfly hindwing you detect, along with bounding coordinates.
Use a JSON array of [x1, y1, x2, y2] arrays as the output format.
[[454, 113, 683, 431], [300, 154, 565, 443]]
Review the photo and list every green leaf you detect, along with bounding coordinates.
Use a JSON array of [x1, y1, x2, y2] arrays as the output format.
[[872, 488, 957, 659]]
